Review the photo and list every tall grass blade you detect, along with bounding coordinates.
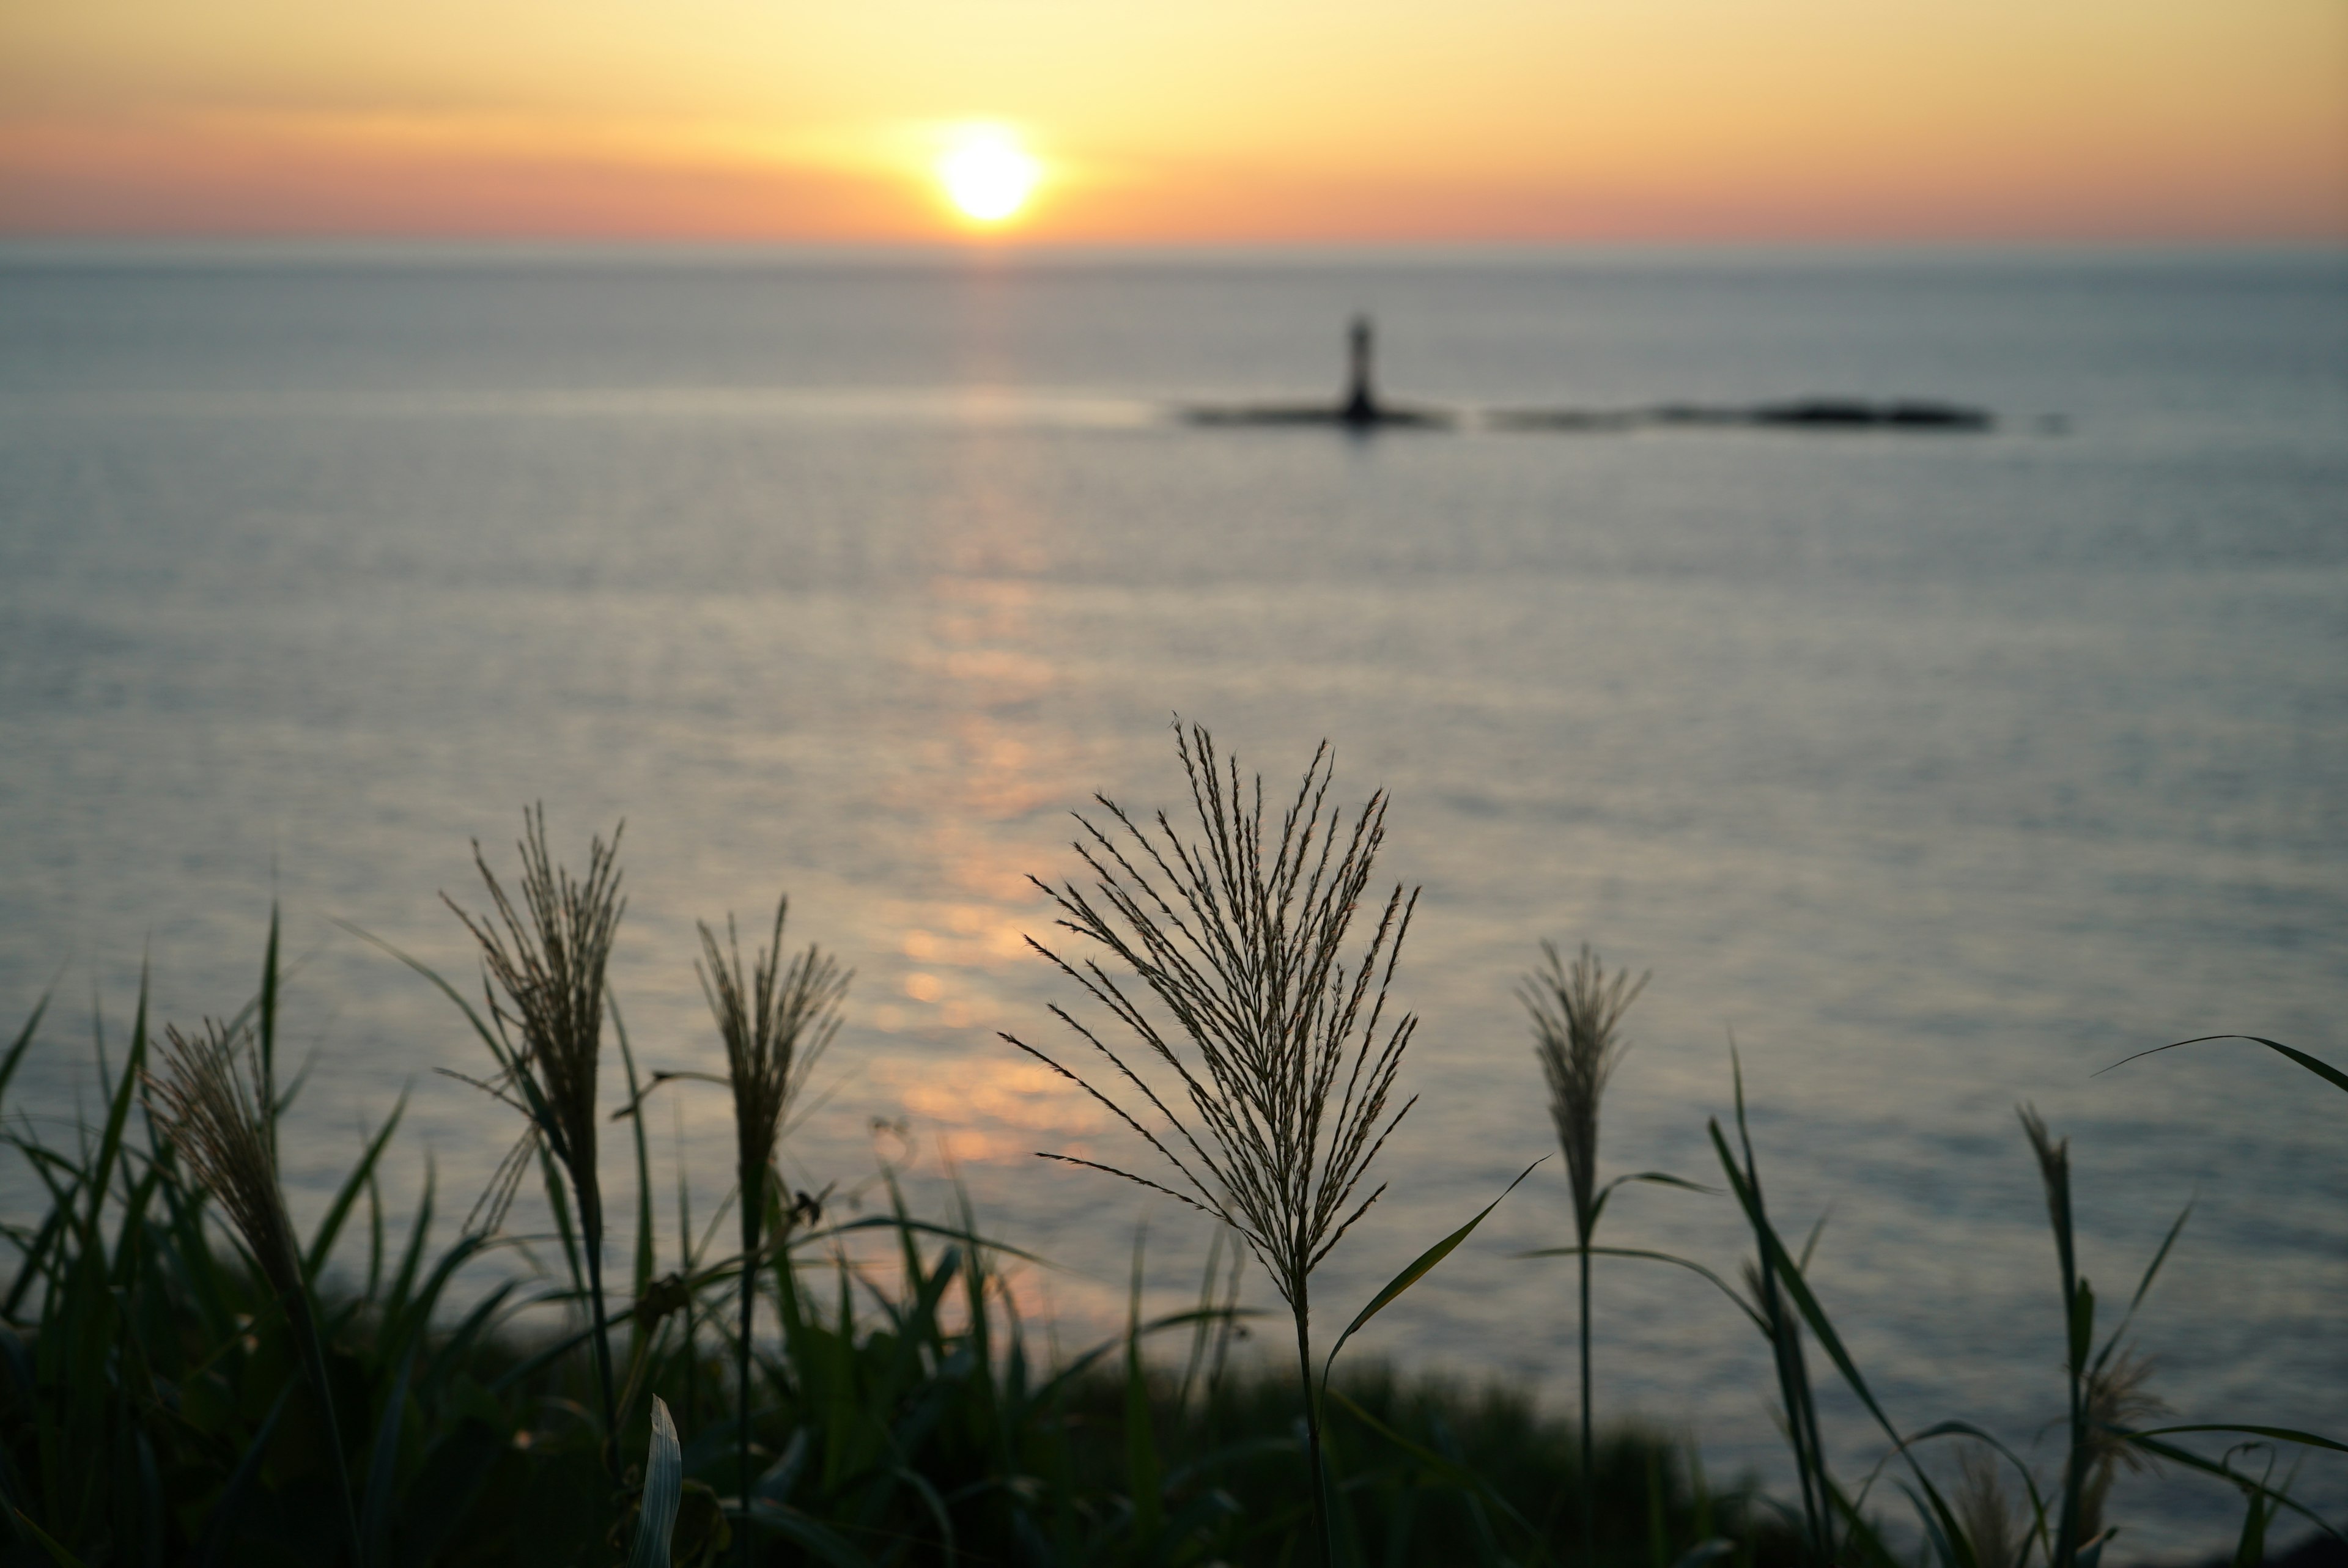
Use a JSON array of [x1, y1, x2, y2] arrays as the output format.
[[80, 962, 146, 1262], [2132, 1423, 2346, 1454], [2094, 1201, 2190, 1375], [2099, 1035, 2348, 1096], [360, 1343, 417, 1566], [1322, 1157, 1544, 1380], [611, 995, 657, 1319], [2229, 1449, 2280, 1568], [303, 1094, 406, 1283], [0, 990, 51, 1110], [629, 1396, 685, 1568], [1123, 1234, 1164, 1549], [2119, 1434, 2342, 1541], [10, 1507, 86, 1568], [257, 904, 280, 1138]]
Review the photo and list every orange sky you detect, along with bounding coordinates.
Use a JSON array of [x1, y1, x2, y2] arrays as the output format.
[[3, 0, 2342, 242]]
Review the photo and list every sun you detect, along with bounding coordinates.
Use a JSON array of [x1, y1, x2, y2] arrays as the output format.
[[936, 125, 1041, 225]]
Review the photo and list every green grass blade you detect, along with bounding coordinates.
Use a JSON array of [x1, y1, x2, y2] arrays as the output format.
[[1322, 1157, 1543, 1381], [2132, 1423, 2347, 1454], [364, 1171, 385, 1297], [610, 992, 657, 1314], [629, 1396, 684, 1568], [81, 960, 147, 1254], [0, 990, 53, 1111], [1715, 1129, 1911, 1462], [1587, 1168, 1713, 1230], [257, 904, 281, 1133], [797, 1215, 1051, 1269], [536, 1141, 588, 1306], [360, 1343, 416, 1567], [1521, 1245, 1768, 1334], [421, 1280, 520, 1391], [305, 1094, 407, 1284], [11, 1508, 87, 1568], [385, 1157, 436, 1317], [2232, 1453, 2277, 1568], [330, 918, 508, 1060], [1123, 1239, 1163, 1549], [333, 917, 574, 1161], [2094, 1199, 2191, 1375], [383, 1230, 495, 1361], [2122, 1433, 2343, 1542], [2099, 1034, 2348, 1095]]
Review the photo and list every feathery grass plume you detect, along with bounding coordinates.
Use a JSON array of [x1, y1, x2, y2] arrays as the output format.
[[145, 1018, 362, 1562], [1521, 940, 1650, 1564], [2078, 1345, 2166, 1544], [445, 804, 627, 1463], [1955, 1443, 2023, 1568], [1005, 723, 1419, 1568], [1525, 942, 1648, 1243], [695, 896, 847, 1559]]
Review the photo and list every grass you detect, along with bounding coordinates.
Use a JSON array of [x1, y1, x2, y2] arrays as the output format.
[[0, 977, 1737, 1567], [1002, 723, 1433, 1568], [1519, 941, 1698, 1565], [1, 728, 2342, 1565], [685, 896, 847, 1564], [443, 806, 628, 1471]]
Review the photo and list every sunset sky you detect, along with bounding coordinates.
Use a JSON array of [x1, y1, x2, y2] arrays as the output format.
[[3, 0, 2343, 243]]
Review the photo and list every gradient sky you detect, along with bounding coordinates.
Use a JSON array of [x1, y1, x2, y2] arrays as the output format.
[[4, 0, 2343, 242]]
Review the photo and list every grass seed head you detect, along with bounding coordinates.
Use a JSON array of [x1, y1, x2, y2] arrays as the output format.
[[1006, 722, 1420, 1312], [1521, 941, 1648, 1241], [443, 804, 625, 1234], [697, 896, 849, 1229], [2018, 1104, 2069, 1212], [144, 1018, 303, 1306], [2079, 1344, 2166, 1540], [1954, 1443, 2022, 1568]]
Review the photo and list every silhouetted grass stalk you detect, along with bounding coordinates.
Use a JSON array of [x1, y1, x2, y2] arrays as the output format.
[[2020, 1107, 2091, 1567], [145, 1016, 363, 1564], [1006, 724, 1422, 1568], [1522, 940, 1650, 1564], [445, 806, 627, 1470], [693, 896, 847, 1560]]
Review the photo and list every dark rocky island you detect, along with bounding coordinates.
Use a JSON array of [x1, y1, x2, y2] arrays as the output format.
[[1178, 314, 1456, 430], [1180, 317, 1998, 434]]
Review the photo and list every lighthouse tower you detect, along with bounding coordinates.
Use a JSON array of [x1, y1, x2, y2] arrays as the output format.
[[1342, 314, 1378, 426]]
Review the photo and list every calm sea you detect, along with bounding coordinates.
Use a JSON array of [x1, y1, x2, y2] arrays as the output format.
[[2, 245, 2343, 1550]]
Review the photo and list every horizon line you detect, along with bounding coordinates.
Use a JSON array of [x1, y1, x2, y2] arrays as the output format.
[[4, 234, 2344, 265]]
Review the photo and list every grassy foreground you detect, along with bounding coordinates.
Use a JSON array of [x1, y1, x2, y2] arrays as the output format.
[[0, 947, 1765, 1567], [1, 738, 2340, 1564]]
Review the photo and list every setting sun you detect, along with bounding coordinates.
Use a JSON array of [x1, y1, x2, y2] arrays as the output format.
[[935, 125, 1041, 225]]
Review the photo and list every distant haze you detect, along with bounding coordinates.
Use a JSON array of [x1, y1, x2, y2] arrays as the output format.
[[2, 0, 2344, 241]]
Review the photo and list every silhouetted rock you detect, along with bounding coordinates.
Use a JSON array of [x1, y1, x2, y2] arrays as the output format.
[[1175, 321, 1999, 435], [1499, 397, 1996, 433], [1750, 397, 1993, 430]]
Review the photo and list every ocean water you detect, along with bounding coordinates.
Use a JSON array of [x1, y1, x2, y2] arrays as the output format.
[[2, 245, 2344, 1551]]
